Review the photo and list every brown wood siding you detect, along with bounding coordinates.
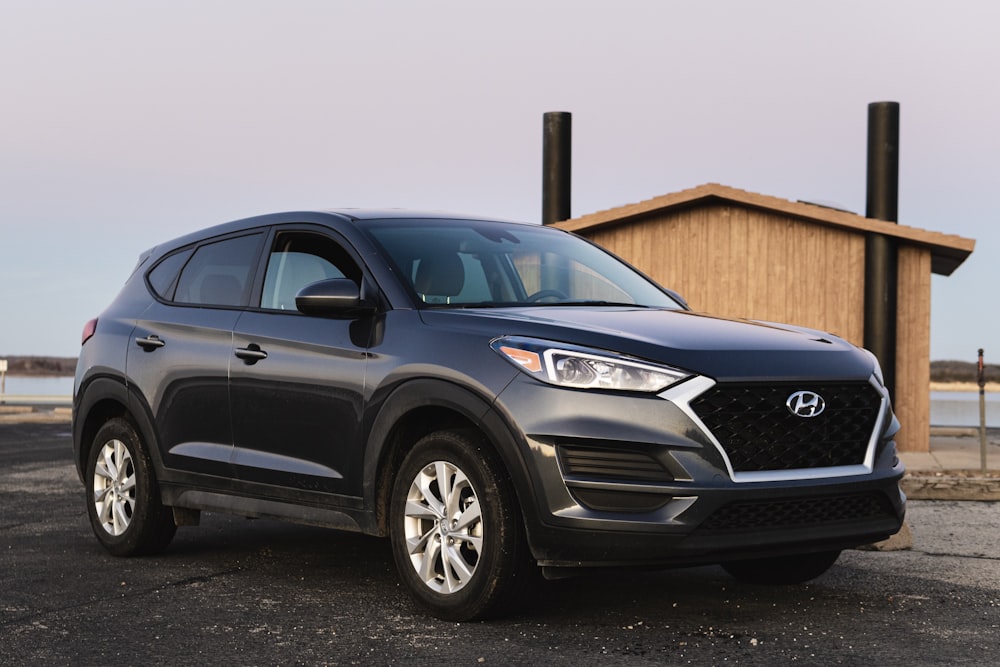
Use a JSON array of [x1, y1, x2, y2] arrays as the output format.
[[894, 245, 932, 452], [585, 205, 866, 346]]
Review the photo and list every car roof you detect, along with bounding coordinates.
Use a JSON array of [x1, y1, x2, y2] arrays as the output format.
[[140, 209, 547, 263], [320, 208, 523, 223]]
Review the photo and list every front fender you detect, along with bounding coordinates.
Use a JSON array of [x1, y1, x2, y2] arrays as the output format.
[[360, 378, 541, 540]]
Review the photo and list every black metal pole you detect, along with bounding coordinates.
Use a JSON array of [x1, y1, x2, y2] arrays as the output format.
[[979, 348, 987, 473], [864, 101, 900, 397], [542, 112, 571, 225], [866, 102, 900, 223]]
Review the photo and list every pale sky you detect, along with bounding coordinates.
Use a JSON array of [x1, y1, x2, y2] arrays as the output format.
[[1, 1, 997, 361]]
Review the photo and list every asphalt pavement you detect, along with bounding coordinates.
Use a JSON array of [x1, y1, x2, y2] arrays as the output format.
[[2, 419, 999, 665]]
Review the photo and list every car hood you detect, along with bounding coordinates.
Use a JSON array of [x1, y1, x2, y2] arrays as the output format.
[[418, 306, 878, 383]]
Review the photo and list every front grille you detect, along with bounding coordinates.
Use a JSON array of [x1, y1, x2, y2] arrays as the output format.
[[690, 382, 882, 473], [696, 493, 896, 534]]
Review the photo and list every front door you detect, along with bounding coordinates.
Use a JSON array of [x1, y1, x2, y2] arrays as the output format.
[[229, 229, 371, 497]]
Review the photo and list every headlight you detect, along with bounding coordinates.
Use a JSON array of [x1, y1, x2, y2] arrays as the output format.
[[491, 336, 692, 392]]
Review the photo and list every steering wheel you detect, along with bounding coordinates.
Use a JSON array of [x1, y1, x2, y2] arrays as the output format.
[[526, 289, 569, 303]]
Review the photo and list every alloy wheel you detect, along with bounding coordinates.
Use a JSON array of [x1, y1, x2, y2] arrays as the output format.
[[402, 460, 484, 594], [92, 438, 137, 536]]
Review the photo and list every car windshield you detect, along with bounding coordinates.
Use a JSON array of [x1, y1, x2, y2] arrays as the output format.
[[363, 219, 683, 309]]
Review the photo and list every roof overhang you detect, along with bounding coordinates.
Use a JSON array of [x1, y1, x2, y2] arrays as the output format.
[[555, 183, 975, 276]]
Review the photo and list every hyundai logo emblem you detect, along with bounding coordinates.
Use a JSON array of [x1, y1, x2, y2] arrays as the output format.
[[786, 390, 825, 417]]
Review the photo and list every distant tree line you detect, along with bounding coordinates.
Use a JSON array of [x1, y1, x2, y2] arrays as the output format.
[[2, 356, 78, 376], [930, 359, 1000, 384]]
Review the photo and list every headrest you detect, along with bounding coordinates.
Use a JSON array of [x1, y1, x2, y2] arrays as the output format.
[[414, 252, 465, 298]]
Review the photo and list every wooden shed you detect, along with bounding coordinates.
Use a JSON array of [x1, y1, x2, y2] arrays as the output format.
[[554, 183, 975, 453]]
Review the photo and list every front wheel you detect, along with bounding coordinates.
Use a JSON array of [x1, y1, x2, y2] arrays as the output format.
[[85, 418, 176, 556], [389, 430, 533, 620], [721, 549, 841, 585]]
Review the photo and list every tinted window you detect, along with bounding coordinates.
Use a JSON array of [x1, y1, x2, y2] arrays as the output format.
[[365, 222, 681, 308], [174, 234, 263, 306], [260, 232, 360, 311], [147, 248, 193, 300]]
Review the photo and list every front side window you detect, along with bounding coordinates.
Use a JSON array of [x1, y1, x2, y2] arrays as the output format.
[[173, 234, 264, 307], [260, 232, 361, 311]]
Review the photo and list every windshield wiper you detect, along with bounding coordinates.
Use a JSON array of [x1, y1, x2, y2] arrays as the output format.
[[426, 301, 516, 309], [429, 300, 656, 309], [520, 300, 651, 308]]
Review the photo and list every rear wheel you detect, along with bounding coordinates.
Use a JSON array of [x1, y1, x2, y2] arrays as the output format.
[[389, 430, 533, 620], [721, 550, 841, 585], [85, 418, 176, 556]]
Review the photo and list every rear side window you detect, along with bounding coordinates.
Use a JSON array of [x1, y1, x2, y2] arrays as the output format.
[[174, 234, 264, 307], [147, 248, 193, 300]]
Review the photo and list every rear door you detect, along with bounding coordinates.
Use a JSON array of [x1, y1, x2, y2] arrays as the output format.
[[127, 231, 265, 479]]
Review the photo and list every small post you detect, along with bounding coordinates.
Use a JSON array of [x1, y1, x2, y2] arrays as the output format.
[[978, 348, 987, 473], [0, 358, 7, 402]]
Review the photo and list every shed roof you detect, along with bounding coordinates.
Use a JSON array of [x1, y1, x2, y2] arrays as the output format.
[[554, 183, 975, 276]]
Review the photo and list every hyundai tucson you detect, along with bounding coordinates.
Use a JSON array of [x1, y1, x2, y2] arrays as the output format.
[[73, 210, 906, 620]]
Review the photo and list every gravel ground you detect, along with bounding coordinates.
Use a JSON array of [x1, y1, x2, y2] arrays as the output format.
[[2, 423, 998, 666]]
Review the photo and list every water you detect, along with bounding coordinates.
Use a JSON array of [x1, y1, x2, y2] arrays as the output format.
[[930, 391, 1000, 428], [1, 375, 74, 397]]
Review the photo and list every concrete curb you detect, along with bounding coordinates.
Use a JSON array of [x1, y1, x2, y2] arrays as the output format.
[[901, 472, 1000, 501], [858, 520, 913, 551]]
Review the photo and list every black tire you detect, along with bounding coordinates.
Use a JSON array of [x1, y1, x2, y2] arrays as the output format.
[[389, 430, 534, 621], [721, 549, 841, 585], [85, 417, 176, 556]]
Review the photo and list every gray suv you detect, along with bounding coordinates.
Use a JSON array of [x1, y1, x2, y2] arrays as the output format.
[[73, 210, 905, 620]]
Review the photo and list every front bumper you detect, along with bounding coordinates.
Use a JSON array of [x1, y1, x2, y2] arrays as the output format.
[[493, 374, 906, 568]]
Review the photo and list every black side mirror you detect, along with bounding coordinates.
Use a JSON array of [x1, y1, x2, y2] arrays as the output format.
[[295, 278, 376, 316]]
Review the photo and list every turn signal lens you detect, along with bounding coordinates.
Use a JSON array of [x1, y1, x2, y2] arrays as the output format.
[[498, 346, 542, 373]]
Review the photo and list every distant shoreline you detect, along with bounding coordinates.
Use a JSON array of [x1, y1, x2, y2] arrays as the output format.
[[930, 382, 1000, 393], [1, 356, 76, 376]]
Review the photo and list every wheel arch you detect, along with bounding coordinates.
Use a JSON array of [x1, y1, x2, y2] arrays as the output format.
[[73, 375, 165, 485], [73, 376, 130, 482], [363, 378, 537, 540]]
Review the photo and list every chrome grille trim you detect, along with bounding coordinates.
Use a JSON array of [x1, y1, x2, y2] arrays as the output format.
[[659, 375, 888, 483]]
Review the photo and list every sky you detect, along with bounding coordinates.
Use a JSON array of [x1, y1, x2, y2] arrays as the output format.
[[1, 0, 997, 361]]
